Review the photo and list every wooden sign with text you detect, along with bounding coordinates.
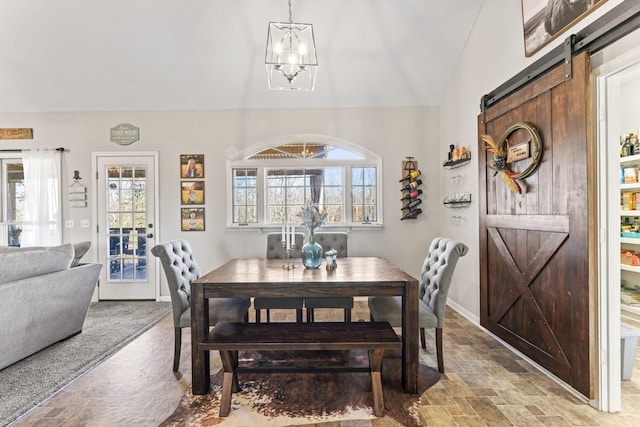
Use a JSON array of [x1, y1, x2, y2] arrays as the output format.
[[507, 140, 530, 163], [0, 128, 33, 140]]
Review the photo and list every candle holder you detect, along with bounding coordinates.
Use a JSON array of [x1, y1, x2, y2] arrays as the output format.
[[281, 241, 297, 270]]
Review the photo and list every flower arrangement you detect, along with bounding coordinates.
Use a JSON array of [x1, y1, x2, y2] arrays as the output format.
[[301, 200, 327, 234]]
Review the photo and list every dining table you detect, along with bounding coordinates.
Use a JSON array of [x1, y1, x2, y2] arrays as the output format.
[[190, 256, 420, 394]]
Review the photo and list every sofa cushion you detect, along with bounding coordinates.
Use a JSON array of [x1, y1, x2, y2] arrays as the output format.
[[71, 241, 91, 267], [0, 243, 74, 284]]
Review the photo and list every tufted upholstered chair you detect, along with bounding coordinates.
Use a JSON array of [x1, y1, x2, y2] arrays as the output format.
[[368, 237, 468, 373], [254, 232, 305, 322], [305, 232, 353, 322], [151, 240, 251, 371]]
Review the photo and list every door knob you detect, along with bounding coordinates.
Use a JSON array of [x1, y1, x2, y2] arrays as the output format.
[[147, 233, 154, 238]]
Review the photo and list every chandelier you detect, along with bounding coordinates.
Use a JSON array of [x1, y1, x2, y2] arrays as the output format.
[[265, 0, 317, 91]]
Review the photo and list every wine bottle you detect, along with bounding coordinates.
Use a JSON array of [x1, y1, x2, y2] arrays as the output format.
[[398, 169, 422, 183], [400, 179, 422, 191], [401, 208, 422, 220], [401, 198, 422, 210], [400, 189, 422, 201]]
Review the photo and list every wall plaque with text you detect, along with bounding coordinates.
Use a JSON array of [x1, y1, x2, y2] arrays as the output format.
[[110, 123, 139, 145], [0, 128, 33, 139]]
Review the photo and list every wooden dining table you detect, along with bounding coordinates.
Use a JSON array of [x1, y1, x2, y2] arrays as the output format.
[[190, 256, 420, 394]]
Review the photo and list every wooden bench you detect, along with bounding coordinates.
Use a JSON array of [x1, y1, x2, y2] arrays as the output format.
[[201, 321, 402, 417]]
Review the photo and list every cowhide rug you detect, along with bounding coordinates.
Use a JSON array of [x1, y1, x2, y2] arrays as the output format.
[[160, 349, 440, 427]]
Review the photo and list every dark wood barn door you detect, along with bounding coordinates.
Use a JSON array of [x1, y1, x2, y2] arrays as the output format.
[[478, 52, 596, 398]]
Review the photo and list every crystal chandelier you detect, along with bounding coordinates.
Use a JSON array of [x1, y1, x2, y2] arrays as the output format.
[[265, 0, 317, 91]]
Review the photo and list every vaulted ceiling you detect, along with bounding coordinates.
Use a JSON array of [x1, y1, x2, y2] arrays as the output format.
[[0, 0, 485, 113]]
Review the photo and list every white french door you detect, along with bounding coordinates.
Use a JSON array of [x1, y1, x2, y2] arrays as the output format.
[[94, 153, 158, 300]]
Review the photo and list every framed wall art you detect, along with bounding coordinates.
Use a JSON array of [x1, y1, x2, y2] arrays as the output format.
[[181, 207, 205, 231], [180, 154, 204, 178], [181, 180, 205, 205], [521, 0, 608, 57]]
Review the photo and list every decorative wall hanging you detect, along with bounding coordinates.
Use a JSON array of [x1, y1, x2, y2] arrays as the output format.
[[400, 157, 422, 220], [181, 207, 205, 231], [110, 123, 139, 145], [180, 154, 205, 178], [521, 0, 608, 57], [0, 128, 33, 139], [482, 122, 543, 194], [68, 170, 87, 208], [181, 181, 205, 205]]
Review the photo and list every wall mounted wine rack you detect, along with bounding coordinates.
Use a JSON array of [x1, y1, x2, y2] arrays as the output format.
[[400, 157, 422, 220]]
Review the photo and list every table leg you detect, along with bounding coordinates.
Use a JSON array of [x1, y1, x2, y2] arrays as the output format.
[[402, 278, 419, 394], [191, 282, 210, 394]]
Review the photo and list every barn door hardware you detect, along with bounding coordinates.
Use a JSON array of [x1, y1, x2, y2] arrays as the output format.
[[564, 35, 575, 80], [480, 1, 640, 112]]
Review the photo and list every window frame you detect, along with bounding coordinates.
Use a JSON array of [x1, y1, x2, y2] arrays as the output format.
[[226, 135, 383, 231]]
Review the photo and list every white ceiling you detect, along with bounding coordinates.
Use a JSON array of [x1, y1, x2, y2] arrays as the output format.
[[0, 0, 484, 113]]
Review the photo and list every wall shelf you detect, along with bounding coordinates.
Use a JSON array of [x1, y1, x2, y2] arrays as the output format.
[[443, 153, 471, 169], [619, 149, 640, 321], [443, 192, 471, 208]]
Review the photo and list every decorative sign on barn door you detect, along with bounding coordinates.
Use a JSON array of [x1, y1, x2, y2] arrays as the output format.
[[478, 52, 595, 399], [482, 122, 543, 194]]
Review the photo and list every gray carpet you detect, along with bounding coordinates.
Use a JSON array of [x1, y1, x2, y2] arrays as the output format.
[[0, 301, 172, 427]]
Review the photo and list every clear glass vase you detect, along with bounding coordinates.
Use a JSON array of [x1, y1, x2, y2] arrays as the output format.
[[301, 232, 323, 269]]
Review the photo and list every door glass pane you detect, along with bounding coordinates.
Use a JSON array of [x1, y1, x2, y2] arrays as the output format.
[[105, 165, 147, 282], [2, 161, 25, 247]]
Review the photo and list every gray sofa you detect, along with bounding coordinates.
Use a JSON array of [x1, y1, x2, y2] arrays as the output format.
[[0, 242, 102, 370]]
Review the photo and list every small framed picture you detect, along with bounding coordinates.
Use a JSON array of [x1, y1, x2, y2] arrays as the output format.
[[180, 154, 204, 178], [181, 208, 205, 231], [181, 180, 205, 205]]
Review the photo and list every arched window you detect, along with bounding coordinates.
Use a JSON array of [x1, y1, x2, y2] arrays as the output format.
[[227, 135, 383, 229]]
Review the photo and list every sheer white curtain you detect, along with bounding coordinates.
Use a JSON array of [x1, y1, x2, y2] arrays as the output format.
[[21, 149, 62, 246]]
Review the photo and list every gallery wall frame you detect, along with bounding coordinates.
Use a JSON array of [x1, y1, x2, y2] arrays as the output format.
[[181, 180, 205, 205], [522, 0, 608, 57], [181, 207, 205, 231], [180, 154, 205, 178]]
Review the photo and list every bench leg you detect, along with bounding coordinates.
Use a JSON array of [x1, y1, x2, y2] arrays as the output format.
[[369, 349, 385, 417], [219, 350, 239, 417]]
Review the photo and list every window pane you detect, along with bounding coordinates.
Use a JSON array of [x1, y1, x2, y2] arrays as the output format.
[[231, 141, 380, 227], [232, 168, 257, 223], [249, 142, 364, 160], [352, 168, 363, 185], [266, 167, 346, 224], [324, 186, 343, 205], [1, 161, 25, 246], [352, 167, 376, 222]]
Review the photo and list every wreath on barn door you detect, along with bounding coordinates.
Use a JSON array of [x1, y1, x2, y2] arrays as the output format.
[[481, 122, 543, 194]]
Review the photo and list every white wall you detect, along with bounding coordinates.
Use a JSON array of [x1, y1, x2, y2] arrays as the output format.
[[0, 106, 439, 298], [438, 0, 626, 321]]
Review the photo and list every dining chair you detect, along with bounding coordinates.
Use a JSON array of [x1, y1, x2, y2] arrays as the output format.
[[151, 239, 251, 371], [368, 236, 468, 373], [305, 231, 353, 322], [254, 232, 305, 322]]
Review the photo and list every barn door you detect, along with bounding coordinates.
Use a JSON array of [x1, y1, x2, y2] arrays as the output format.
[[478, 52, 595, 398]]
